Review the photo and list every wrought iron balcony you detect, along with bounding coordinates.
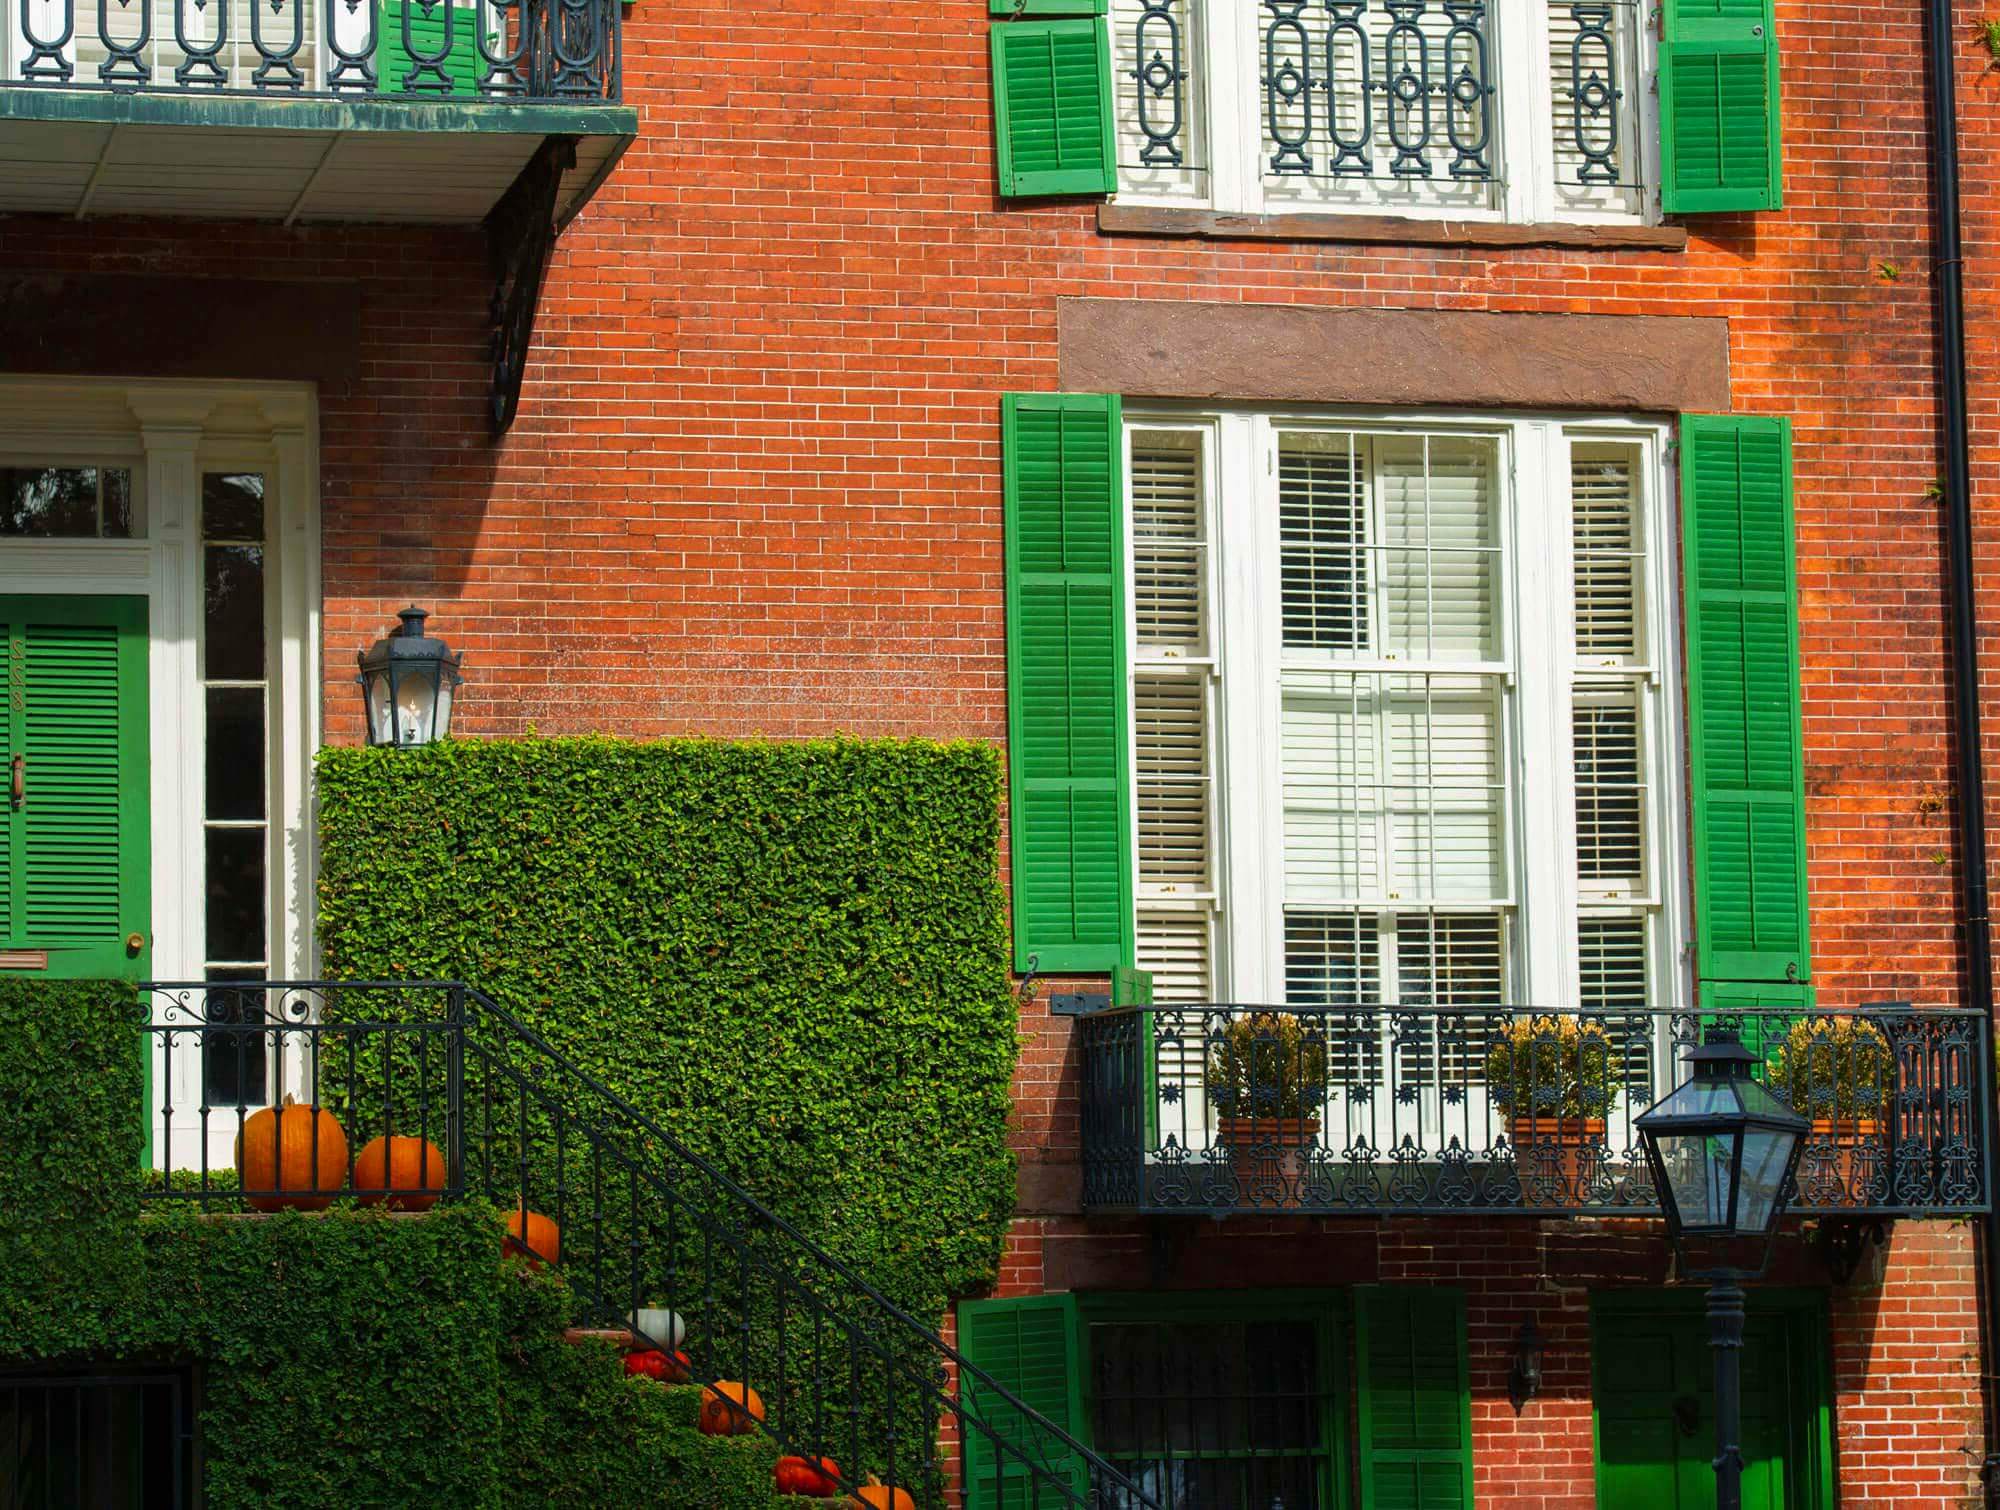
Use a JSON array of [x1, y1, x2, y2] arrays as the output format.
[[0, 0, 634, 225], [1078, 1003, 1991, 1220]]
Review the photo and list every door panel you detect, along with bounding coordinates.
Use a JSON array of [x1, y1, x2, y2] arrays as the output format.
[[1593, 1296, 1829, 1510], [0, 596, 149, 981]]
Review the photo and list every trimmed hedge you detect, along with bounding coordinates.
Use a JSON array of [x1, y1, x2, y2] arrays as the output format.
[[316, 736, 1019, 1324]]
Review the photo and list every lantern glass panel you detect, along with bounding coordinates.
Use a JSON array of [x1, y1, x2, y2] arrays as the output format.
[[1658, 1128, 1737, 1231], [434, 675, 455, 741], [1735, 1124, 1797, 1235], [393, 663, 441, 747], [365, 671, 395, 746]]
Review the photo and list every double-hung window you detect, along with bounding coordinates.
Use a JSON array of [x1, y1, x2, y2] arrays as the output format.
[[1111, 0, 1656, 222], [1129, 409, 1681, 1022]]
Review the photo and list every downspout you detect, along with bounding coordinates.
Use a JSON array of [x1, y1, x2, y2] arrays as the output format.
[[1919, 3, 2000, 1500]]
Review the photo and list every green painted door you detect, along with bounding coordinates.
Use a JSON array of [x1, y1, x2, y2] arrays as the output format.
[[0, 596, 150, 982], [1593, 1295, 1833, 1510]]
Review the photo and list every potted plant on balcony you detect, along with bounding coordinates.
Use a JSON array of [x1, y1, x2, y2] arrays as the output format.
[[1486, 1015, 1618, 1209], [1205, 1011, 1330, 1208], [1767, 1017, 1893, 1204]]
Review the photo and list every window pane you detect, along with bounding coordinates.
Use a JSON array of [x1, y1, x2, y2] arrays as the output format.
[[202, 472, 266, 543], [1572, 443, 1642, 663], [1280, 437, 1368, 651], [202, 972, 271, 1108], [204, 826, 266, 964], [0, 466, 112, 538], [1574, 691, 1644, 885], [1376, 434, 1501, 660], [204, 546, 266, 681], [1111, 0, 1207, 201], [1547, 0, 1647, 216], [102, 468, 134, 538], [206, 687, 266, 824], [1133, 434, 1207, 652]]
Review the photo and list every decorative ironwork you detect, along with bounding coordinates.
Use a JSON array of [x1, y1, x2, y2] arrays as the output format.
[[1129, 0, 1188, 168], [137, 981, 1164, 1510], [0, 0, 620, 101], [1079, 1001, 1993, 1220], [1261, 0, 1493, 182], [1559, 2, 1622, 185]]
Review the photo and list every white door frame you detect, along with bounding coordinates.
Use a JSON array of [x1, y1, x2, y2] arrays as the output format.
[[0, 376, 321, 1170]]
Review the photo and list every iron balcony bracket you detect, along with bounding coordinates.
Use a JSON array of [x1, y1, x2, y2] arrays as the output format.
[[486, 135, 576, 438]]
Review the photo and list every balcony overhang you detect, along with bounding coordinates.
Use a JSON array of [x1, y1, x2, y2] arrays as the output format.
[[0, 89, 635, 225]]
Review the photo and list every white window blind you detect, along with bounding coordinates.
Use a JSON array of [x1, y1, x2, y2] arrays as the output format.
[[1133, 429, 1218, 1005]]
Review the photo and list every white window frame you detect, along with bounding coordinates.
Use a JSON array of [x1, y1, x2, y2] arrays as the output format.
[[1125, 405, 1688, 1015], [0, 376, 321, 1169], [1111, 0, 1662, 226]]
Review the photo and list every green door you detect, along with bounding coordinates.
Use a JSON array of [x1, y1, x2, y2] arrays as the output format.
[[0, 596, 150, 982], [1593, 1294, 1834, 1510]]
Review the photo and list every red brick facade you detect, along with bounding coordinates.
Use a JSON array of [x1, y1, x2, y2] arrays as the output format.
[[4, 1, 1997, 1503]]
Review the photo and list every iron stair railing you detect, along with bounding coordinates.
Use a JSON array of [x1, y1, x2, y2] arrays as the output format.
[[138, 979, 1160, 1510]]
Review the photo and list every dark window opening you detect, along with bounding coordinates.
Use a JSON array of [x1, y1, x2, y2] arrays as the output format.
[[0, 1367, 195, 1509]]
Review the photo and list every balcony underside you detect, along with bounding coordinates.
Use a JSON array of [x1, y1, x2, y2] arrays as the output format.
[[0, 91, 635, 224]]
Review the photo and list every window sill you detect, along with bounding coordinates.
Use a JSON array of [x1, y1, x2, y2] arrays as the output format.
[[1097, 203, 1690, 253]]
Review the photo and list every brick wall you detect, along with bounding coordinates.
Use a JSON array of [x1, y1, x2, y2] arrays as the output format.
[[1, 0, 1994, 1502]]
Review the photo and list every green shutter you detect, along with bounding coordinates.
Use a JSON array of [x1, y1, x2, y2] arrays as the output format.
[[991, 17, 1116, 197], [957, 1294, 1087, 1510], [1701, 980, 1815, 1060], [1112, 965, 1152, 1007], [1682, 414, 1808, 987], [1004, 392, 1133, 974], [1660, 0, 1782, 213], [1355, 1287, 1473, 1510], [377, 0, 483, 94], [1, 596, 150, 981], [990, 0, 1106, 13]]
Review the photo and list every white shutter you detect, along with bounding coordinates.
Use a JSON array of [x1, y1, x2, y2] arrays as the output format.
[[1386, 676, 1505, 902], [1579, 913, 1652, 1099], [1132, 434, 1206, 652], [1135, 673, 1210, 891], [1278, 435, 1368, 652], [1571, 442, 1642, 665], [1137, 910, 1212, 1004], [1110, 0, 1206, 201], [1376, 433, 1501, 662], [1573, 687, 1644, 891], [1280, 672, 1382, 902], [1283, 911, 1382, 1081]]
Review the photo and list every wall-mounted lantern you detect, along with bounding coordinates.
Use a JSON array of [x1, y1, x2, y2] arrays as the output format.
[[356, 607, 464, 750]]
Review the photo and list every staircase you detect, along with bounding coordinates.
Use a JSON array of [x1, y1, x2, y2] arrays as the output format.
[[139, 980, 1159, 1510]]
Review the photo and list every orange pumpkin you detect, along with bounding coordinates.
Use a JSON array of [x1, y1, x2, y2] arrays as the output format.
[[504, 1207, 561, 1267], [774, 1455, 841, 1497], [850, 1479, 915, 1510], [698, 1380, 765, 1436], [623, 1348, 691, 1383], [235, 1101, 348, 1212], [352, 1135, 449, 1211]]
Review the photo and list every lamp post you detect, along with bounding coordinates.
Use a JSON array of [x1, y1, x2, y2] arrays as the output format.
[[1634, 1031, 1807, 1510], [355, 607, 464, 749]]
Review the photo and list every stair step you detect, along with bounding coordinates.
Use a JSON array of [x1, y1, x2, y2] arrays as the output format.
[[562, 1326, 638, 1350]]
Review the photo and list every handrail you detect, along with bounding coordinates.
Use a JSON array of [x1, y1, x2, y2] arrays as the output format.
[[139, 980, 1161, 1510]]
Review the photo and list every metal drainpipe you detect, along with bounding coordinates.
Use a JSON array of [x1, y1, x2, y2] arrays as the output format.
[[1920, 2, 2000, 1499]]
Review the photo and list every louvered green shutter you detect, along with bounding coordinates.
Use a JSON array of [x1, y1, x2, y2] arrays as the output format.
[[0, 597, 150, 981], [1660, 0, 1782, 213], [377, 0, 483, 94], [1004, 392, 1134, 974], [957, 1294, 1087, 1510], [990, 13, 1116, 197], [1356, 1287, 1473, 1510], [1682, 414, 1809, 991]]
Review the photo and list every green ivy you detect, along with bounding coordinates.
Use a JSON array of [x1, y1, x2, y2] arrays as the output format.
[[315, 736, 1020, 1327]]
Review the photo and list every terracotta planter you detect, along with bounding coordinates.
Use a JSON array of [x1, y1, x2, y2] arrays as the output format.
[[1215, 1114, 1320, 1209], [1803, 1116, 1888, 1205], [1507, 1116, 1606, 1209]]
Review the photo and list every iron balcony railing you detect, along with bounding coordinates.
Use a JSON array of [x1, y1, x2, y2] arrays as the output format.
[[1079, 1003, 1992, 1219], [1, 0, 618, 101], [138, 981, 1161, 1510]]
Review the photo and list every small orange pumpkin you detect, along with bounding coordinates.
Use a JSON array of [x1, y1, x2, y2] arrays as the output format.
[[623, 1348, 692, 1383], [352, 1135, 449, 1211], [235, 1100, 348, 1212], [504, 1207, 561, 1267], [774, 1455, 841, 1497], [698, 1380, 765, 1436], [850, 1478, 915, 1510]]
